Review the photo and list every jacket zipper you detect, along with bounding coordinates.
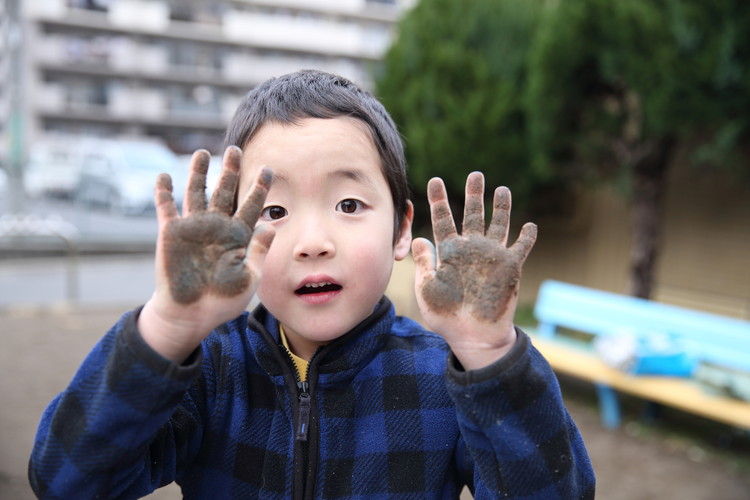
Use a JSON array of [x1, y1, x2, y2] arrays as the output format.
[[296, 380, 311, 442], [280, 346, 321, 499], [284, 349, 318, 442]]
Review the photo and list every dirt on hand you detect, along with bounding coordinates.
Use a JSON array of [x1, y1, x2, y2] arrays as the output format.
[[419, 174, 537, 322], [157, 148, 272, 304]]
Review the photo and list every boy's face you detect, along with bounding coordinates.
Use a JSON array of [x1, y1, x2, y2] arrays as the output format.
[[238, 117, 413, 359]]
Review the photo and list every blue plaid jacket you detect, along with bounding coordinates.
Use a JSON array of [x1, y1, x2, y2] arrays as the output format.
[[29, 297, 595, 499]]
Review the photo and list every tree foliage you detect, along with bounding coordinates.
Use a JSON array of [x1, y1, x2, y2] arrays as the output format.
[[376, 0, 546, 212], [525, 0, 750, 297], [526, 0, 750, 183], [378, 0, 750, 298]]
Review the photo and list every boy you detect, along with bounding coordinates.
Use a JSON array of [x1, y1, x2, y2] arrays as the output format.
[[29, 70, 595, 499]]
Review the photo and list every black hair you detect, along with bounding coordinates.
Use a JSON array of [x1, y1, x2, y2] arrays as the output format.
[[225, 69, 410, 242]]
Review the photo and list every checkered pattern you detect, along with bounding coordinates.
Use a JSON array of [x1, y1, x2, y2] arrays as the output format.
[[29, 298, 595, 499]]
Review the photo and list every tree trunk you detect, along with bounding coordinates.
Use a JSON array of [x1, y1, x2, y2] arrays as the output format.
[[628, 138, 675, 299]]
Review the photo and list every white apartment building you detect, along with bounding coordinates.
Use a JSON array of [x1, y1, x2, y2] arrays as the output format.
[[1, 0, 412, 161]]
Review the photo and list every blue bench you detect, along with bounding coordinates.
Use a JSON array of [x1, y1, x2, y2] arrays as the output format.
[[530, 280, 750, 430]]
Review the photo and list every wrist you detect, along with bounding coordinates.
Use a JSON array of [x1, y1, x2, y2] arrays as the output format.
[[446, 331, 529, 388], [449, 324, 518, 371], [138, 298, 206, 364]]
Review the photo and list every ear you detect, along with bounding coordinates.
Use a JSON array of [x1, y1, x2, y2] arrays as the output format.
[[393, 201, 414, 261]]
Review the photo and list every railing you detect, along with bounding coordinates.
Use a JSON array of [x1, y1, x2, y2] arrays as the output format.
[[0, 214, 80, 303]]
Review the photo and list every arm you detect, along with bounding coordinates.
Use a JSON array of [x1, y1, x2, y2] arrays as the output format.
[[413, 173, 595, 497], [448, 330, 595, 499], [29, 147, 273, 498], [29, 309, 207, 499]]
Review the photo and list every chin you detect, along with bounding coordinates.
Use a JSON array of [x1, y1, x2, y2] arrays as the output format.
[[294, 319, 359, 343]]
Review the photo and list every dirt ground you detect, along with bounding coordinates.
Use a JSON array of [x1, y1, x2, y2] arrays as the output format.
[[2, 305, 749, 500]]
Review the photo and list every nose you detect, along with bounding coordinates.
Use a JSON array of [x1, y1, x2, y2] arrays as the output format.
[[292, 215, 335, 260]]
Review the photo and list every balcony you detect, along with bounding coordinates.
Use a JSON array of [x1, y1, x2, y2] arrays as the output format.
[[222, 11, 388, 59], [221, 53, 372, 88], [28, 1, 396, 61], [35, 81, 228, 132]]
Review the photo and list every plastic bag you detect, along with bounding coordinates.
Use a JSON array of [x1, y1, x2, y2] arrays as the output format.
[[594, 330, 694, 377]]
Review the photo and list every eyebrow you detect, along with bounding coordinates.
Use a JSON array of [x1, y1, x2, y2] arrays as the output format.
[[271, 168, 375, 187], [327, 168, 375, 186]]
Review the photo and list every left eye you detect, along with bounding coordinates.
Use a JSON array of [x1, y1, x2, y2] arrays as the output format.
[[337, 199, 363, 214]]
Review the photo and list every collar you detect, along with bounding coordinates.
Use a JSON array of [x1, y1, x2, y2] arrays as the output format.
[[247, 297, 396, 386], [279, 324, 310, 382]]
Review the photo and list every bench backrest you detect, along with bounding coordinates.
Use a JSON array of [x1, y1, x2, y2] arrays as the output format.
[[533, 280, 750, 372]]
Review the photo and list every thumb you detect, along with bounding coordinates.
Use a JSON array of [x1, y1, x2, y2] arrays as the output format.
[[411, 237, 437, 293], [510, 222, 538, 264], [246, 224, 275, 279]]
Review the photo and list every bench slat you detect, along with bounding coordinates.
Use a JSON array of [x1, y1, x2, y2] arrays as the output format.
[[534, 280, 750, 371], [530, 335, 750, 430]]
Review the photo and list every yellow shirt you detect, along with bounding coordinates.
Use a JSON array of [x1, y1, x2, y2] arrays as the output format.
[[279, 324, 309, 382]]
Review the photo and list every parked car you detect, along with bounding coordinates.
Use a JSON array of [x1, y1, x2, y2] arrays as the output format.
[[75, 138, 183, 215], [25, 139, 84, 200], [0, 167, 7, 198]]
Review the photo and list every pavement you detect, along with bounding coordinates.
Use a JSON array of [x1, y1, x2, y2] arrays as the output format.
[[0, 253, 181, 500], [0, 255, 155, 311]]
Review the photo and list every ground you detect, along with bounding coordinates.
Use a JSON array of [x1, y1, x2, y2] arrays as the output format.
[[1, 305, 748, 499]]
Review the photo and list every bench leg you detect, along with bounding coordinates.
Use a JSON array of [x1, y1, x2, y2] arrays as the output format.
[[596, 384, 621, 429]]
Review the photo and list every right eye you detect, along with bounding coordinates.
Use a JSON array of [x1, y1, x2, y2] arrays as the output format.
[[261, 205, 288, 221]]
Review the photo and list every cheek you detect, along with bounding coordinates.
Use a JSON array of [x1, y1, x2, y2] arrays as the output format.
[[348, 238, 395, 278], [255, 240, 285, 297], [347, 216, 398, 261]]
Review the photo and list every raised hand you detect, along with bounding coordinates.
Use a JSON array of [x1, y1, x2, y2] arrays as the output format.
[[139, 147, 275, 362], [412, 172, 537, 370]]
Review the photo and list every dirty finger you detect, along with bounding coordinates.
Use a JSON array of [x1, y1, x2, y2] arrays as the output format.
[[155, 173, 178, 229], [486, 186, 511, 245], [412, 237, 437, 291], [461, 172, 485, 236], [184, 149, 210, 215], [510, 222, 538, 263], [209, 146, 241, 214], [427, 177, 457, 244], [236, 167, 273, 228]]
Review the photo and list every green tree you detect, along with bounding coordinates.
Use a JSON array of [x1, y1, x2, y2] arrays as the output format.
[[376, 0, 547, 224], [380, 0, 750, 299], [526, 0, 750, 298]]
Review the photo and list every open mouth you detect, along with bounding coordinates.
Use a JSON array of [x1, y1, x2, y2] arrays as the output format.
[[295, 281, 343, 295]]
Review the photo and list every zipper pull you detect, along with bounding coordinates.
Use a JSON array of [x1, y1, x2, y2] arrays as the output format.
[[296, 391, 311, 442]]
